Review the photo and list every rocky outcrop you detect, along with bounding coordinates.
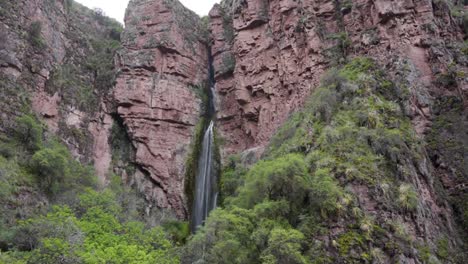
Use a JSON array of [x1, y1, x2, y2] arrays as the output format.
[[113, 0, 209, 218], [0, 0, 123, 182], [204, 0, 467, 260], [210, 0, 466, 157]]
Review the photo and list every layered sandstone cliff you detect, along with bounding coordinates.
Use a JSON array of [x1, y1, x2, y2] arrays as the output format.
[[210, 0, 466, 157], [204, 0, 467, 260], [113, 0, 209, 218], [2, 1, 466, 245], [0, 0, 122, 185]]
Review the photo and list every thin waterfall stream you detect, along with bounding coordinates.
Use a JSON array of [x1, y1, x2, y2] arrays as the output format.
[[192, 119, 217, 231], [191, 51, 218, 232]]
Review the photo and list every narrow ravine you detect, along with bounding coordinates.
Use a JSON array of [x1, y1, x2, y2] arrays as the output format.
[[191, 49, 218, 232]]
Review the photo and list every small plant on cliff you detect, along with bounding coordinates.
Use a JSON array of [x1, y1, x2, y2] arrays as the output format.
[[326, 32, 351, 65], [28, 21, 46, 49], [397, 183, 418, 212], [220, 53, 236, 76]]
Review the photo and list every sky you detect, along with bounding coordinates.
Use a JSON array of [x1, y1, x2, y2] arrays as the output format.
[[75, 0, 220, 24]]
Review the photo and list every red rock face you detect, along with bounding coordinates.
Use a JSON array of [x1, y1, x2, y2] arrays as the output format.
[[113, 0, 209, 218], [207, 0, 466, 253], [209, 0, 466, 157], [0, 0, 128, 185]]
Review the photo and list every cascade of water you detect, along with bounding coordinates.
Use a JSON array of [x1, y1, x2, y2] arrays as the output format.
[[191, 48, 218, 232], [192, 120, 217, 231]]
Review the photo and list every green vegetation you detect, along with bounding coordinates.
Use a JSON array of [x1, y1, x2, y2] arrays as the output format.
[[180, 58, 432, 263], [4, 191, 177, 263], [397, 183, 418, 212], [44, 0, 122, 113], [219, 155, 248, 205], [184, 117, 208, 218], [14, 115, 44, 151], [427, 95, 467, 235], [0, 114, 178, 263], [28, 21, 46, 49], [109, 117, 136, 176], [325, 32, 351, 65]]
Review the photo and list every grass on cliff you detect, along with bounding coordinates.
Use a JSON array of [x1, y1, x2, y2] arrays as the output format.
[[45, 0, 122, 113], [181, 57, 447, 264]]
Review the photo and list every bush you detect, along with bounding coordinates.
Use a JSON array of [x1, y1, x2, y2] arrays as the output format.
[[233, 154, 308, 211], [307, 168, 345, 217], [162, 221, 190, 245], [182, 208, 256, 264], [14, 115, 43, 151], [220, 155, 247, 204], [397, 184, 418, 211], [30, 139, 96, 196], [260, 227, 309, 264], [28, 21, 46, 49], [77, 188, 120, 216], [31, 146, 69, 195], [306, 86, 338, 123], [13, 201, 178, 264]]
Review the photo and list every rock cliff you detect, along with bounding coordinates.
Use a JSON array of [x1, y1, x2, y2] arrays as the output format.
[[113, 0, 209, 218], [203, 0, 467, 261], [0, 0, 122, 185], [1, 2, 466, 258], [210, 0, 466, 157]]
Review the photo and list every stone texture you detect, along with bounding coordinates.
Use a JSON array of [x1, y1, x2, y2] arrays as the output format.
[[113, 0, 209, 218], [0, 0, 123, 183], [207, 0, 466, 259], [210, 0, 466, 156]]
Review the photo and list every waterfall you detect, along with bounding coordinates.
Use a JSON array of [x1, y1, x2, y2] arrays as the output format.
[[192, 120, 218, 231], [191, 48, 218, 232]]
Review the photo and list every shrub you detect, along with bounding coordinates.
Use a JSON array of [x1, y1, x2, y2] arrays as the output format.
[[78, 188, 120, 216], [162, 220, 190, 245], [306, 86, 338, 123], [260, 227, 309, 264], [307, 168, 345, 217], [14, 115, 43, 151], [31, 147, 69, 195], [29, 139, 96, 196], [220, 155, 247, 204], [28, 21, 46, 49], [233, 154, 308, 211], [397, 184, 418, 211], [182, 208, 256, 264]]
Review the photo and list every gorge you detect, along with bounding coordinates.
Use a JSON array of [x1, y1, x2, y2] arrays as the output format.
[[0, 0, 467, 263]]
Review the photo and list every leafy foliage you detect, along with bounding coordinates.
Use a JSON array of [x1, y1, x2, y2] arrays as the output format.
[[183, 57, 428, 263], [232, 154, 308, 211], [260, 227, 308, 264], [10, 191, 178, 264], [1, 112, 178, 263], [13, 115, 43, 151]]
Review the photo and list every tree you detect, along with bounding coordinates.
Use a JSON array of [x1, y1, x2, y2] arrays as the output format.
[[14, 115, 43, 151], [260, 227, 309, 264], [31, 147, 69, 195], [234, 154, 308, 212]]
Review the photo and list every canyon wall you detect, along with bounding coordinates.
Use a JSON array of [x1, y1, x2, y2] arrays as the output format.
[[1, 0, 466, 243], [210, 0, 466, 157], [0, 0, 122, 184], [204, 0, 467, 260], [113, 0, 209, 218]]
